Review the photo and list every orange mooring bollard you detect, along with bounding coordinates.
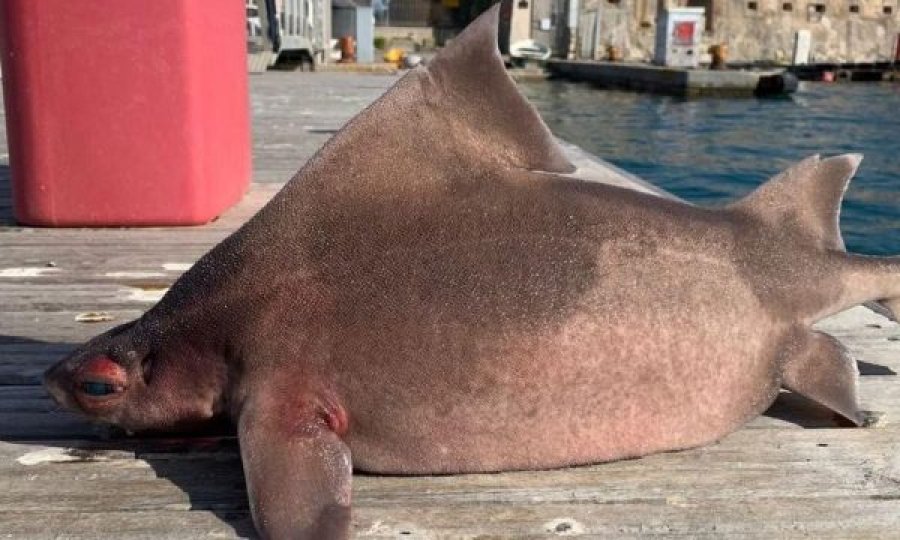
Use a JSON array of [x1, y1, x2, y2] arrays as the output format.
[[339, 36, 357, 63]]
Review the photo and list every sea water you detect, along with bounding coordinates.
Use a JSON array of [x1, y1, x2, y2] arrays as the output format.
[[519, 81, 900, 255]]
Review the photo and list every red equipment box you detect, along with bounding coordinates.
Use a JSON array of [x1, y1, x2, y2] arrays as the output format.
[[0, 0, 251, 226]]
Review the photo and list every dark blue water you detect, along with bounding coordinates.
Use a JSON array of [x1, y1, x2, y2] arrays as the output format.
[[519, 81, 900, 255]]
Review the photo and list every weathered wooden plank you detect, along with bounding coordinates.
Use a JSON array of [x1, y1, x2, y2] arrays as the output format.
[[0, 511, 251, 540], [0, 289, 163, 312], [2, 498, 899, 539], [0, 412, 109, 439], [0, 310, 143, 338], [0, 251, 205, 277], [1, 428, 898, 538], [247, 73, 397, 183], [3, 498, 899, 539], [0, 185, 279, 239]]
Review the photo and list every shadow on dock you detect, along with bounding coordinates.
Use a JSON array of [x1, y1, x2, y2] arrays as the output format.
[[0, 334, 254, 538], [0, 164, 12, 225]]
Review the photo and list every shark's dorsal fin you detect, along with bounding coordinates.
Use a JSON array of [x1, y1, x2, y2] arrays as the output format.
[[729, 154, 862, 250], [422, 5, 574, 173], [277, 3, 573, 203]]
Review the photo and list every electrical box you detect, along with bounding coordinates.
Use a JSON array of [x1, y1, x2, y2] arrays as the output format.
[[0, 0, 251, 226], [654, 8, 705, 68], [793, 30, 812, 64]]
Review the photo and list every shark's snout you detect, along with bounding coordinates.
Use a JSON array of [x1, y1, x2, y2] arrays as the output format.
[[43, 362, 78, 412]]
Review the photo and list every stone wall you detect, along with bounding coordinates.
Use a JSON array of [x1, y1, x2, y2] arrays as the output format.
[[577, 0, 900, 63], [576, 0, 658, 61]]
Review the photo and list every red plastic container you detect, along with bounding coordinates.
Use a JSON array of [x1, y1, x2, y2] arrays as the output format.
[[0, 0, 251, 226]]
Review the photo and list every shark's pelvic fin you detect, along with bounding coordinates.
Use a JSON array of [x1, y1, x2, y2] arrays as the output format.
[[729, 154, 862, 250], [781, 330, 862, 425]]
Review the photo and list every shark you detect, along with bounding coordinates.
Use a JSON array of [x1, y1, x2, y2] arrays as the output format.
[[43, 5, 895, 539]]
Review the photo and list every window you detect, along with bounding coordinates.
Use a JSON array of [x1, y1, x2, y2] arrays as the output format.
[[686, 0, 715, 31], [748, 1, 758, 9], [807, 3, 826, 21], [783, 2, 793, 10]]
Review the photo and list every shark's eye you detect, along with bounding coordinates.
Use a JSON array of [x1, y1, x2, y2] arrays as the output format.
[[76, 356, 127, 402], [80, 381, 120, 396]]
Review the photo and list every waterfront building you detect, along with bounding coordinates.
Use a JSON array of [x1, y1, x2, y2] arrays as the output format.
[[564, 0, 899, 63], [336, 0, 899, 64]]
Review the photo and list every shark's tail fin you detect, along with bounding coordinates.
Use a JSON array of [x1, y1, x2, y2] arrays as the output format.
[[727, 154, 861, 251], [839, 253, 900, 322], [736, 154, 900, 321]]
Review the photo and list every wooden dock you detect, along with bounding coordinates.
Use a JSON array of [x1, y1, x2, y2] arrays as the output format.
[[1, 72, 898, 538]]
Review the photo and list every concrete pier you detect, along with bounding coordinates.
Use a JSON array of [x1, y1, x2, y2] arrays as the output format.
[[787, 61, 900, 82], [547, 59, 797, 98]]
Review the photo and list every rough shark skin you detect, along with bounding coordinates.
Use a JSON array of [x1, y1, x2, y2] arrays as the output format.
[[44, 6, 896, 539]]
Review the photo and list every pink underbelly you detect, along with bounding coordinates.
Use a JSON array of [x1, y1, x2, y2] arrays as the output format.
[[343, 321, 781, 474]]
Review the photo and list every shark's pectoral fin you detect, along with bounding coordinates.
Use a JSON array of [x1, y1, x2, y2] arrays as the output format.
[[781, 331, 862, 425], [238, 395, 352, 540]]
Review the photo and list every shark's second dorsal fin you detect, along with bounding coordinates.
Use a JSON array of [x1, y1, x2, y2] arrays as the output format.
[[729, 155, 862, 250]]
